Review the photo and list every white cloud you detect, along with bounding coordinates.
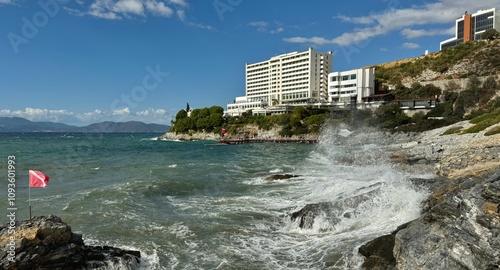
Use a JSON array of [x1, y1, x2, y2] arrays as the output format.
[[112, 107, 131, 116], [401, 27, 455, 39], [249, 21, 268, 28], [284, 0, 499, 46], [137, 108, 167, 117], [335, 14, 374, 25], [80, 0, 183, 20], [176, 9, 185, 21], [168, 0, 188, 7], [284, 36, 331, 45], [402, 42, 420, 49], [145, 0, 174, 17], [248, 20, 285, 34], [188, 22, 215, 31], [113, 0, 144, 16], [0, 0, 13, 4]]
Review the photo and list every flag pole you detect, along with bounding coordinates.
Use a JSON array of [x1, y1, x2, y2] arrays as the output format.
[[29, 177, 32, 219]]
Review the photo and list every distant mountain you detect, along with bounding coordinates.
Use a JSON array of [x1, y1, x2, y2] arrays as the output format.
[[0, 117, 76, 132], [0, 117, 170, 133], [79, 121, 169, 133]]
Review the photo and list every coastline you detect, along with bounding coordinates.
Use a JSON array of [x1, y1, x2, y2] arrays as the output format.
[[159, 120, 499, 180], [359, 121, 500, 269], [162, 121, 500, 269], [385, 120, 500, 179]]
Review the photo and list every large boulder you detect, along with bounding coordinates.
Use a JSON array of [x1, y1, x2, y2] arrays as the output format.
[[0, 215, 140, 270], [359, 172, 500, 269]]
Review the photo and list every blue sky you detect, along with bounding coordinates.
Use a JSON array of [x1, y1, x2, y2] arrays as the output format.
[[0, 0, 498, 126]]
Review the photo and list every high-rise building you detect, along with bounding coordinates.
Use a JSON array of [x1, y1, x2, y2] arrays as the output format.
[[440, 8, 500, 50], [245, 47, 333, 105]]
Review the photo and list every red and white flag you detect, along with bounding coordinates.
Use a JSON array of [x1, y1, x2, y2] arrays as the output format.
[[29, 170, 50, 188]]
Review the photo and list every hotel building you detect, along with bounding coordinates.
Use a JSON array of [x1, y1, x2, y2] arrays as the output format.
[[440, 8, 500, 50], [328, 68, 375, 105], [226, 48, 332, 116]]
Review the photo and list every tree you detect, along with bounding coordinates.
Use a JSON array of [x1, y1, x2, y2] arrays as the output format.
[[374, 103, 411, 129], [467, 75, 482, 103], [479, 76, 498, 105], [482, 75, 498, 91], [482, 29, 500, 41], [208, 106, 224, 116], [186, 103, 190, 112], [175, 109, 188, 120]]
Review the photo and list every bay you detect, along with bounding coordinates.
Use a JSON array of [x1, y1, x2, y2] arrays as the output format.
[[0, 130, 429, 269]]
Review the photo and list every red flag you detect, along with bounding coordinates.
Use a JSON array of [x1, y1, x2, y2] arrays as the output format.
[[29, 170, 50, 188]]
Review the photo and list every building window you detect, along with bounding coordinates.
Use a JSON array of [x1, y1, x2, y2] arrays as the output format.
[[342, 75, 349, 81], [350, 74, 356, 80]]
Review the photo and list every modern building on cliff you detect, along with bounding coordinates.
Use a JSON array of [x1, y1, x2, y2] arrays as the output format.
[[440, 7, 500, 50], [226, 48, 332, 116], [328, 67, 375, 106]]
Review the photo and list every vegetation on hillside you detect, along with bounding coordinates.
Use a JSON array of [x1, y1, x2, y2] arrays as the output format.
[[375, 41, 500, 85], [391, 82, 442, 100], [171, 106, 331, 136], [170, 106, 224, 133]]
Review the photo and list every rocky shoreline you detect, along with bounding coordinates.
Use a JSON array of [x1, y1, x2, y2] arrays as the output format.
[[356, 121, 500, 269], [0, 215, 140, 270]]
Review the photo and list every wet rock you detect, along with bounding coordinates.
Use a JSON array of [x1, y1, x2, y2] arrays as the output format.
[[265, 174, 300, 181], [290, 202, 338, 229], [290, 185, 382, 229], [359, 235, 396, 270], [0, 215, 140, 270], [360, 172, 500, 270]]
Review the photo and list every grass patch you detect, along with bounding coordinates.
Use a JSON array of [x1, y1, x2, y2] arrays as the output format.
[[463, 117, 500, 134], [469, 109, 500, 124], [485, 125, 500, 136], [441, 126, 463, 135]]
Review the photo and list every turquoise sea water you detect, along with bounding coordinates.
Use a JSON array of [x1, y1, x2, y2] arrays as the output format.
[[0, 130, 430, 269]]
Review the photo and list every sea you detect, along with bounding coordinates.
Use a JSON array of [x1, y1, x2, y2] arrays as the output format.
[[0, 127, 431, 269]]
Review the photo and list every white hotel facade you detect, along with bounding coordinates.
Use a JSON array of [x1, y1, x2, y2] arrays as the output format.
[[225, 50, 379, 116], [226, 48, 332, 116]]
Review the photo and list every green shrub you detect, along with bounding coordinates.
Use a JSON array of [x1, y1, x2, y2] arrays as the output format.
[[463, 117, 500, 133], [469, 109, 500, 124], [484, 125, 500, 136], [441, 126, 463, 135]]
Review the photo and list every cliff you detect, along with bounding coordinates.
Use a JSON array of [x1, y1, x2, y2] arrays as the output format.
[[0, 215, 140, 270]]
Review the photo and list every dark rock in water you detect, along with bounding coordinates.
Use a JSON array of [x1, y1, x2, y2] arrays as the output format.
[[265, 174, 300, 181], [359, 234, 396, 270], [290, 202, 339, 229], [359, 171, 500, 270], [0, 215, 140, 270], [358, 222, 411, 270], [290, 184, 382, 229]]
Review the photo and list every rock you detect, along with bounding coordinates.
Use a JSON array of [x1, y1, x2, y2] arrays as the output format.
[[0, 215, 140, 270], [358, 234, 396, 270], [290, 184, 382, 229], [360, 172, 500, 270], [265, 174, 300, 181]]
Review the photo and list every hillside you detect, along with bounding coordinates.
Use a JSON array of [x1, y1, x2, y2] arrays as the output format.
[[0, 117, 170, 133], [374, 40, 500, 86]]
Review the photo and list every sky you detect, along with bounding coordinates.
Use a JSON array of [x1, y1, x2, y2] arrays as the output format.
[[0, 0, 498, 126]]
